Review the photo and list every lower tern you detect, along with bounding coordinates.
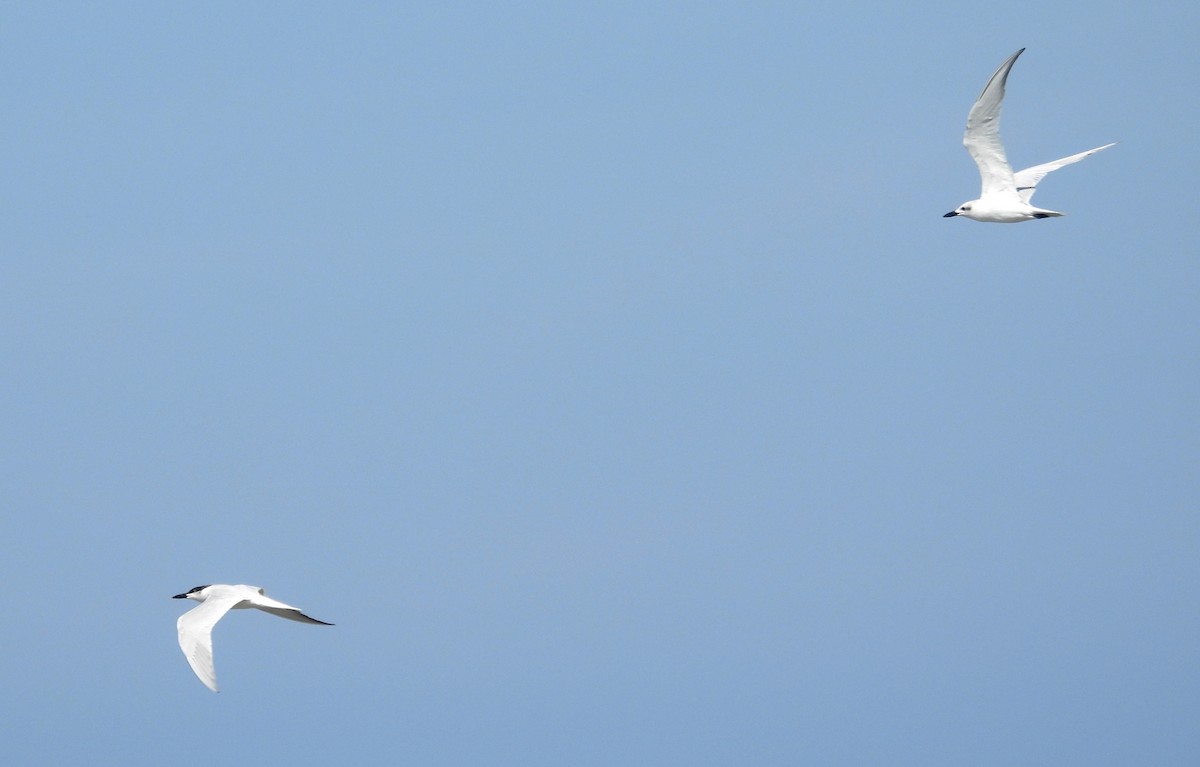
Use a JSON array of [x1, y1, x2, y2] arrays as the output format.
[[173, 584, 332, 692], [944, 48, 1115, 223]]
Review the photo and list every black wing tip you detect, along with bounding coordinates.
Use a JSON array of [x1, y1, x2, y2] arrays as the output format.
[[298, 611, 335, 626]]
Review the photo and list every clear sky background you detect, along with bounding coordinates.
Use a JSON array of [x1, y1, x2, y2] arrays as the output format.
[[2, 2, 1196, 765]]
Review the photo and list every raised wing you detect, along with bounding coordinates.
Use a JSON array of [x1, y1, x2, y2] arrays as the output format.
[[176, 596, 241, 692], [1014, 142, 1116, 202], [247, 588, 334, 625], [964, 48, 1024, 201]]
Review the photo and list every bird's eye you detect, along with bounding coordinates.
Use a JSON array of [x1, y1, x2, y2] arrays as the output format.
[[963, 205, 972, 211]]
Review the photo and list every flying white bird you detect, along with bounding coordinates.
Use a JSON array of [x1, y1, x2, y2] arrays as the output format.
[[944, 48, 1115, 223], [173, 584, 332, 692]]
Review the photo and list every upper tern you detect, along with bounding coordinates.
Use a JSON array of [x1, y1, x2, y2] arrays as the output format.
[[944, 48, 1115, 223], [173, 584, 332, 692]]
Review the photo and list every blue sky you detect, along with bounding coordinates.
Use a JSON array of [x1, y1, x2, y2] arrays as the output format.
[[2, 2, 1197, 764]]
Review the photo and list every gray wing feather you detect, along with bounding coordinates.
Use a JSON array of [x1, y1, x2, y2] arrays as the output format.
[[248, 589, 334, 625], [964, 48, 1024, 201], [1014, 143, 1116, 202], [176, 597, 240, 692]]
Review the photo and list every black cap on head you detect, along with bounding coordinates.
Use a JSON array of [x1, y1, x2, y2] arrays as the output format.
[[172, 585, 210, 599]]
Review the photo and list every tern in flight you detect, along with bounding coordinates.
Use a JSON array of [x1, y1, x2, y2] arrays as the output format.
[[944, 48, 1114, 223], [173, 584, 332, 692]]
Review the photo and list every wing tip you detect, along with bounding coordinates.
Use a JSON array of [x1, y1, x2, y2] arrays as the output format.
[[302, 614, 335, 626]]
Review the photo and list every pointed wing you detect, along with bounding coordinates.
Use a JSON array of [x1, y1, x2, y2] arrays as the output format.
[[247, 589, 334, 625], [176, 596, 241, 692], [963, 48, 1024, 202], [1014, 142, 1116, 202]]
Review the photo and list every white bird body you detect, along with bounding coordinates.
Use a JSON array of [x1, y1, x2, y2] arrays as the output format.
[[173, 584, 332, 692], [945, 48, 1114, 223]]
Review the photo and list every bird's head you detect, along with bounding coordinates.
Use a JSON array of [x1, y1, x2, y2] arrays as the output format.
[[943, 201, 975, 218], [173, 585, 212, 601]]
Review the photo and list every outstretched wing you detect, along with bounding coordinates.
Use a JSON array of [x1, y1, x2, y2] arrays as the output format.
[[1014, 143, 1116, 202], [247, 588, 334, 625], [176, 596, 241, 692], [964, 48, 1024, 201]]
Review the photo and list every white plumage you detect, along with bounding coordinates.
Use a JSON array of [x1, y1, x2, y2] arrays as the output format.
[[945, 48, 1114, 223], [173, 584, 332, 692]]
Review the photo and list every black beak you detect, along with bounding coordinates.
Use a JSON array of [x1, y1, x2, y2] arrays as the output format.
[[943, 211, 959, 217], [172, 593, 188, 599]]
